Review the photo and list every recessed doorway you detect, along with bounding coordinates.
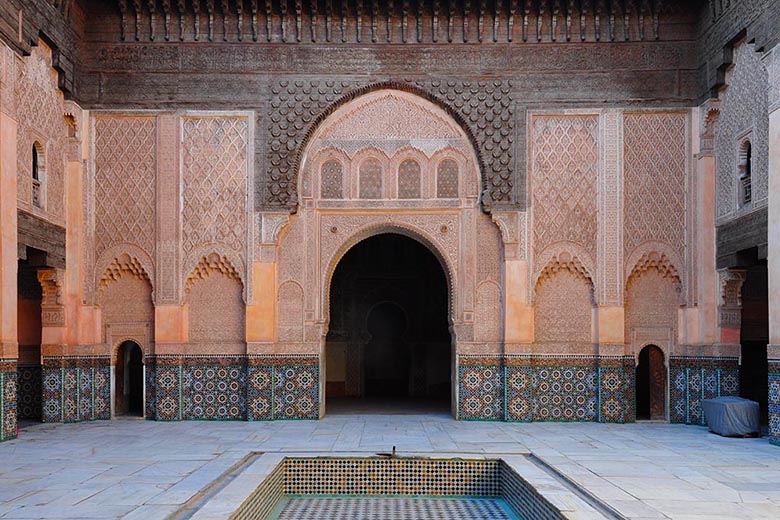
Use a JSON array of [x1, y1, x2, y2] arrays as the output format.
[[115, 341, 144, 417], [636, 344, 666, 420], [325, 233, 451, 415]]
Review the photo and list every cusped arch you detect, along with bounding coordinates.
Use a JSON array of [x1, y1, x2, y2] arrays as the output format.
[[625, 242, 683, 296], [184, 251, 244, 297], [95, 244, 155, 296], [296, 84, 485, 208], [533, 242, 596, 300], [323, 224, 457, 326]]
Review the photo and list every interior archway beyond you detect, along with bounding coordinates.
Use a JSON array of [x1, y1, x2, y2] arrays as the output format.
[[325, 233, 451, 414], [636, 345, 666, 421]]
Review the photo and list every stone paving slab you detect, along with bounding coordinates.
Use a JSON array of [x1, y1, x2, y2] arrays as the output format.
[[1, 417, 780, 519]]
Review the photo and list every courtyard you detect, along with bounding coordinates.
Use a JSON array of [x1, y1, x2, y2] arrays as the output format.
[[1, 416, 780, 519]]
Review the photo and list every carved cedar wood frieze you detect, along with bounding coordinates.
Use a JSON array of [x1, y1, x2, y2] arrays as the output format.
[[266, 80, 513, 210]]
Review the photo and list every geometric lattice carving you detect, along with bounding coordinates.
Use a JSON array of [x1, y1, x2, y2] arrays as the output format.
[[535, 269, 594, 345], [623, 112, 686, 259], [358, 158, 382, 199], [625, 267, 680, 348], [98, 253, 152, 290], [277, 281, 305, 342], [532, 116, 598, 259], [398, 159, 421, 199], [266, 81, 513, 209], [187, 272, 245, 347], [715, 41, 770, 219], [182, 116, 248, 258], [320, 160, 343, 199], [185, 253, 242, 292], [94, 116, 157, 260], [474, 281, 502, 343], [436, 159, 459, 198], [14, 43, 67, 222]]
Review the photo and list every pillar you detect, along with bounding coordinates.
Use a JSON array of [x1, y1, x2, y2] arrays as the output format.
[[766, 45, 780, 444], [0, 44, 18, 440]]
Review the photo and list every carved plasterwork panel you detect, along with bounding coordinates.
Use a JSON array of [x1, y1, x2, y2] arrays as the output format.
[[531, 115, 599, 261], [623, 112, 687, 262], [37, 268, 65, 329], [625, 267, 679, 356], [187, 271, 245, 351], [267, 81, 513, 208], [277, 281, 305, 342], [716, 41, 770, 221], [98, 273, 154, 344], [534, 268, 594, 345], [181, 115, 248, 267], [717, 268, 747, 329], [93, 115, 157, 261], [475, 281, 502, 343], [14, 42, 67, 223]]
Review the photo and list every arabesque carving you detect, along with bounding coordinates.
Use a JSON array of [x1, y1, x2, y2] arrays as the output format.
[[185, 253, 243, 292], [99, 254, 152, 290]]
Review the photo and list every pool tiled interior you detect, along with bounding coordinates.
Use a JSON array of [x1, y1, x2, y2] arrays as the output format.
[[270, 497, 520, 520]]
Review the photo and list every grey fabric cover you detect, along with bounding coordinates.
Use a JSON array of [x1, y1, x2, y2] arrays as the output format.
[[701, 396, 760, 436]]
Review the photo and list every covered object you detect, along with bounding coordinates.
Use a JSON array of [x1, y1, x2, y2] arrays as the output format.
[[701, 396, 760, 437]]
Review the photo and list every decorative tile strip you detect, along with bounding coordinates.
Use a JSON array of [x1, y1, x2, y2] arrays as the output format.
[[0, 359, 18, 441]]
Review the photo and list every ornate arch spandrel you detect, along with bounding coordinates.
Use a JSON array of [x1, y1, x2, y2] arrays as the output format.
[[625, 242, 683, 302]]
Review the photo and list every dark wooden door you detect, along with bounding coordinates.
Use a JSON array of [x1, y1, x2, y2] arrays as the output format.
[[648, 346, 666, 420]]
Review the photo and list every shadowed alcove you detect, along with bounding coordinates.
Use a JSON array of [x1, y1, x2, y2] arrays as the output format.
[[325, 233, 451, 414]]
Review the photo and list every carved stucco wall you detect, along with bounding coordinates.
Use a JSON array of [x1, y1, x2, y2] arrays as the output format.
[[14, 42, 67, 224], [89, 112, 251, 307], [93, 116, 157, 266], [186, 271, 245, 354], [277, 89, 503, 353], [98, 274, 154, 347], [625, 267, 680, 357], [534, 267, 594, 349], [715, 40, 770, 222]]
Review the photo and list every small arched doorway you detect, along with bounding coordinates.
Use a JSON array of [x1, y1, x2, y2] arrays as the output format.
[[636, 345, 666, 420], [115, 341, 144, 417], [325, 233, 451, 414]]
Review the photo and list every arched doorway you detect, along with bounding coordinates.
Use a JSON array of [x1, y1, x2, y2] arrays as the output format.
[[636, 345, 666, 420], [325, 233, 451, 414], [115, 341, 144, 417]]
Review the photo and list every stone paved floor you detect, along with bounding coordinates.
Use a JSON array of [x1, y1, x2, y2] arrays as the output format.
[[1, 415, 780, 519]]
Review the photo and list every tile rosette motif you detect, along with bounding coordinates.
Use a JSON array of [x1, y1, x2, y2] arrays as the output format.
[[459, 354, 634, 423], [669, 356, 740, 426], [41, 356, 110, 424], [16, 365, 42, 420], [0, 360, 18, 441], [769, 361, 780, 444]]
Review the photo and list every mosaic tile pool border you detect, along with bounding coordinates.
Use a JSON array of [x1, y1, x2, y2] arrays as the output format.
[[41, 356, 110, 424], [0, 359, 17, 441], [458, 354, 635, 423], [230, 457, 567, 520], [669, 356, 740, 426]]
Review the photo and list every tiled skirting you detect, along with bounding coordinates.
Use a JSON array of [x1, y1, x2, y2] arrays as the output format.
[[769, 360, 780, 445], [145, 355, 320, 421], [669, 356, 740, 425], [458, 354, 635, 423], [41, 356, 111, 423], [17, 365, 42, 420], [0, 359, 17, 441]]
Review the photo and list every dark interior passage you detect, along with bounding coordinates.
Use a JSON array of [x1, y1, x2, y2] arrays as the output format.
[[326, 233, 451, 412], [739, 254, 768, 425], [116, 341, 144, 416], [16, 255, 44, 422], [636, 345, 666, 420]]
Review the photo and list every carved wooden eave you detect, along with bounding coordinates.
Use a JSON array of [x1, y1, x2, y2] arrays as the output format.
[[113, 0, 672, 44]]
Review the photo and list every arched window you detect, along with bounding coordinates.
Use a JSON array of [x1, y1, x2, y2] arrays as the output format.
[[436, 159, 459, 198], [320, 159, 343, 199], [738, 140, 752, 205], [359, 158, 383, 199], [31, 142, 44, 208], [398, 159, 421, 199]]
